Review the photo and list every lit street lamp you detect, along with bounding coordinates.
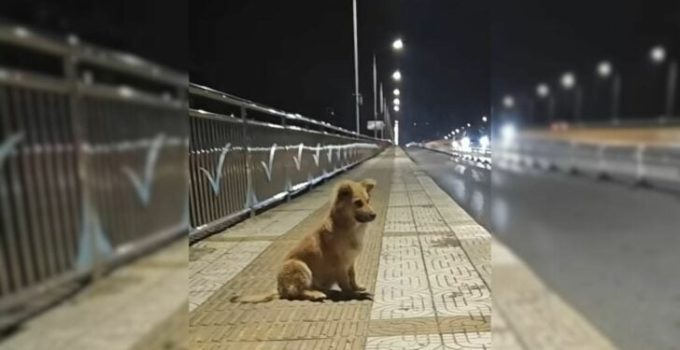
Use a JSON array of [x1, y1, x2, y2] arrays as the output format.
[[560, 72, 576, 89], [650, 45, 666, 63], [536, 83, 549, 97], [502, 95, 515, 108], [393, 98, 400, 106], [392, 38, 404, 50], [597, 61, 612, 78], [393, 88, 400, 96], [392, 70, 402, 81], [482, 116, 488, 123], [560, 71, 582, 122], [649, 45, 677, 119], [596, 60, 621, 123], [394, 105, 400, 112]]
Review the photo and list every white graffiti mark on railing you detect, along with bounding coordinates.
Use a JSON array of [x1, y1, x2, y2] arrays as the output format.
[[259, 143, 277, 182], [122, 133, 165, 206], [199, 142, 231, 195], [292, 143, 304, 171], [75, 200, 113, 271], [326, 146, 333, 163], [0, 132, 24, 170], [313, 143, 321, 166]]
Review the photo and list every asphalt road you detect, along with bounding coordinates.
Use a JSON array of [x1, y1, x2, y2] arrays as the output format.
[[405, 147, 680, 350]]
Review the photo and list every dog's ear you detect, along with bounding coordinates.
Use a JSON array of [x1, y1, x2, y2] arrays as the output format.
[[336, 182, 354, 202], [360, 179, 376, 194]]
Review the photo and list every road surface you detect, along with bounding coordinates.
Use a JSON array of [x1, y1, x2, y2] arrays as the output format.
[[405, 147, 680, 350]]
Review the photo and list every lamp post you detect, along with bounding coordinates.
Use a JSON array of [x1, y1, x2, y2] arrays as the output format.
[[560, 71, 582, 123], [649, 45, 677, 120], [596, 60, 621, 123]]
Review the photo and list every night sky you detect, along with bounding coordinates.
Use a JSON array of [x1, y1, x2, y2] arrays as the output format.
[[189, 0, 489, 142], [2, 1, 679, 142]]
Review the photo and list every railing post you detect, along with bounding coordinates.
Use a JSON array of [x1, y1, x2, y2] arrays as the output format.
[[242, 106, 255, 218]]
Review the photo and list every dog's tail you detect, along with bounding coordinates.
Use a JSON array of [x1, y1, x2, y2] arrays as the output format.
[[230, 290, 279, 304]]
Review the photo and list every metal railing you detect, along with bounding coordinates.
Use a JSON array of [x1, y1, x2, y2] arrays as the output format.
[[0, 23, 188, 330], [188, 84, 388, 240], [422, 140, 492, 166], [0, 22, 389, 329], [495, 136, 680, 191]]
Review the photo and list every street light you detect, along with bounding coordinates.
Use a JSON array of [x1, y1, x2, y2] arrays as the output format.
[[393, 98, 400, 106], [466, 123, 471, 127], [648, 45, 677, 119], [561, 72, 576, 89], [482, 116, 488, 122], [650, 45, 666, 63], [502, 95, 515, 108], [393, 88, 400, 96], [394, 105, 400, 112], [597, 61, 612, 78], [596, 60, 621, 122], [560, 71, 582, 122], [392, 70, 402, 81], [536, 83, 550, 97], [392, 38, 404, 51]]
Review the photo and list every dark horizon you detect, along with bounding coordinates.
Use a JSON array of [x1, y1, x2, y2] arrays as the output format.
[[1, 0, 679, 142]]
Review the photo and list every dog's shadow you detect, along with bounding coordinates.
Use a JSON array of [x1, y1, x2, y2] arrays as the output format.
[[321, 290, 373, 302]]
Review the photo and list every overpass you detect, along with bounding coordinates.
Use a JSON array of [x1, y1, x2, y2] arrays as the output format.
[[0, 22, 668, 350]]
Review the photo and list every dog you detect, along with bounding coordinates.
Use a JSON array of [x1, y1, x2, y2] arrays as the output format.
[[230, 178, 377, 303]]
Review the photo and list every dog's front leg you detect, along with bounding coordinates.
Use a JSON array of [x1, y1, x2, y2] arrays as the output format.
[[339, 267, 372, 300], [348, 265, 366, 291]]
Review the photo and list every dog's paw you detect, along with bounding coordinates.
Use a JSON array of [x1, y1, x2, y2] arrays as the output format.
[[353, 291, 373, 301], [353, 285, 367, 292]]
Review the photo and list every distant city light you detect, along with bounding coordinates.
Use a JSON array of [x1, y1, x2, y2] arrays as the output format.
[[461, 136, 471, 151], [502, 95, 515, 108], [466, 123, 471, 127], [392, 70, 402, 81], [536, 83, 549, 97], [393, 88, 400, 96], [650, 45, 666, 63], [500, 123, 516, 145], [597, 61, 612, 77], [561, 72, 576, 89], [392, 38, 404, 50], [479, 135, 490, 149]]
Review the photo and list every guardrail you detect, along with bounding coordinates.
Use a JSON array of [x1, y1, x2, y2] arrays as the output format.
[[0, 23, 189, 331], [422, 140, 492, 166], [495, 136, 680, 191], [188, 84, 388, 241], [0, 22, 388, 330]]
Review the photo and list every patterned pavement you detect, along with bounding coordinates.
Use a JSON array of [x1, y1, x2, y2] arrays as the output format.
[[188, 148, 493, 349], [188, 147, 615, 349]]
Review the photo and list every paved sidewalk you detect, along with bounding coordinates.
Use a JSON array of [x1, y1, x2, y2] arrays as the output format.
[[0, 239, 188, 350], [189, 148, 493, 349]]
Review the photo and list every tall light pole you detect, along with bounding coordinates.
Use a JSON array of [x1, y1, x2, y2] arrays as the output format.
[[372, 38, 403, 139], [596, 60, 621, 123], [352, 0, 360, 133], [649, 45, 677, 120], [372, 54, 378, 138], [561, 71, 582, 123], [536, 83, 553, 124]]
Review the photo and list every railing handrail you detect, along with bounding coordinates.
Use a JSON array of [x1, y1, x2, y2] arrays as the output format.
[[189, 83, 390, 144], [0, 22, 186, 86]]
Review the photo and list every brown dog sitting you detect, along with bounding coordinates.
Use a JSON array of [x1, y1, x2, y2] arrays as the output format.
[[231, 178, 377, 303]]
